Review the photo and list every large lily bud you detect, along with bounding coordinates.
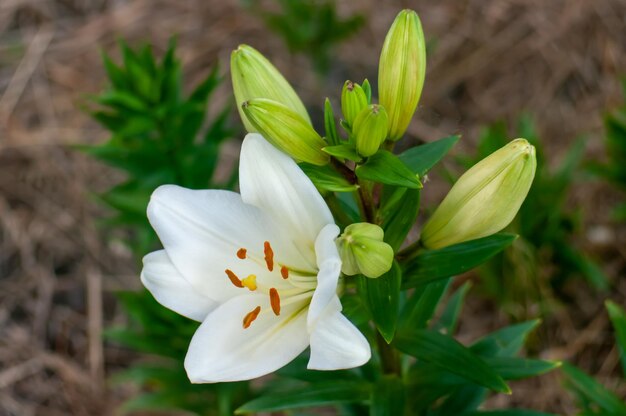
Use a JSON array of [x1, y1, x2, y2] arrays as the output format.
[[421, 139, 537, 249], [336, 223, 394, 278], [231, 45, 310, 132], [242, 98, 329, 166], [378, 9, 426, 141], [353, 104, 389, 157], [341, 80, 368, 128]]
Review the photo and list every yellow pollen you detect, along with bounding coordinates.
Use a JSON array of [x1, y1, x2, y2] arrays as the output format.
[[242, 274, 257, 291]]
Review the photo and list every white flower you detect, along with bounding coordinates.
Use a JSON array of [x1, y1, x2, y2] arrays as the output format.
[[141, 133, 371, 383]]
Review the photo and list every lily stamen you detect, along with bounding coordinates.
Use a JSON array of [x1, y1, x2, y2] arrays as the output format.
[[225, 269, 244, 288], [269, 288, 281, 316], [264, 241, 274, 271], [243, 306, 262, 329]]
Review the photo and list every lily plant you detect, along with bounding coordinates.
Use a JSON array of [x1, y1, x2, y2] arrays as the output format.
[[137, 9, 561, 416]]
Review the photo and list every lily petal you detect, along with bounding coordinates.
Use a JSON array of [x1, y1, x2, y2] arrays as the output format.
[[308, 224, 341, 330], [185, 294, 309, 382], [141, 250, 216, 322], [148, 186, 309, 302], [239, 134, 334, 262], [308, 297, 371, 370]]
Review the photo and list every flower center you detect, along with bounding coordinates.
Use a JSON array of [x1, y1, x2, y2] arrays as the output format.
[[225, 240, 294, 329]]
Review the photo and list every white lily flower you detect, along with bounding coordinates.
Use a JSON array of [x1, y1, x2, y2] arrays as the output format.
[[141, 133, 371, 383]]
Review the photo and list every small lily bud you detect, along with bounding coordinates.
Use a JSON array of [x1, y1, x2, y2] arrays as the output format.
[[421, 139, 537, 249], [341, 81, 368, 128], [353, 104, 389, 157], [378, 9, 427, 141], [231, 45, 311, 132], [242, 98, 329, 166], [336, 223, 394, 278]]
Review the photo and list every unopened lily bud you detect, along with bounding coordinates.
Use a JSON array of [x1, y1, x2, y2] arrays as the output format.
[[231, 45, 311, 132], [242, 98, 329, 166], [421, 139, 537, 249], [353, 104, 389, 157], [341, 81, 368, 127], [336, 223, 394, 278], [378, 9, 426, 141]]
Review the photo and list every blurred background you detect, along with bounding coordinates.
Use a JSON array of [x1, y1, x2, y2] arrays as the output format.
[[1, 0, 625, 414]]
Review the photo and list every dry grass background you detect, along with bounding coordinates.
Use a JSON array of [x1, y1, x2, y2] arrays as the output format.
[[0, 0, 625, 414]]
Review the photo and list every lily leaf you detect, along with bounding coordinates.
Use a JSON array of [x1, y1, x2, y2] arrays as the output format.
[[402, 233, 517, 289], [356, 150, 422, 189]]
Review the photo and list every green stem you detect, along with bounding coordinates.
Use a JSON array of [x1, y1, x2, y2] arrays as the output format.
[[357, 179, 376, 222], [376, 332, 401, 376]]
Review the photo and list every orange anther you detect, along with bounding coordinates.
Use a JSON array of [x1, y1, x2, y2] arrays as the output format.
[[269, 288, 281, 316], [243, 306, 261, 329], [237, 248, 247, 259], [280, 266, 289, 279], [225, 269, 244, 288], [264, 241, 274, 272]]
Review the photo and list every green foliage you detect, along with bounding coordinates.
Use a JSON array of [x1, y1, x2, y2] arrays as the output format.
[[462, 116, 609, 315], [591, 80, 626, 220], [243, 0, 365, 74], [84, 38, 235, 258], [85, 40, 241, 415], [561, 301, 626, 414]]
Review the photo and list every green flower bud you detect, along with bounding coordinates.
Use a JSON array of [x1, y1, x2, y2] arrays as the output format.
[[378, 9, 427, 141], [242, 98, 329, 166], [336, 223, 394, 278], [353, 104, 389, 157], [341, 80, 368, 127], [421, 139, 537, 249], [231, 45, 311, 132]]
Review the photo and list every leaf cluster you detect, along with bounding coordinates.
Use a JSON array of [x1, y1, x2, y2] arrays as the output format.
[[83, 39, 235, 258], [242, 0, 365, 74]]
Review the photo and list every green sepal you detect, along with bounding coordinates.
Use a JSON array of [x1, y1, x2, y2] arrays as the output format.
[[402, 233, 517, 289], [394, 329, 510, 393], [358, 262, 402, 343], [324, 98, 341, 146], [299, 163, 357, 192], [399, 134, 460, 176], [370, 375, 405, 416], [355, 150, 422, 189], [235, 381, 371, 414], [323, 144, 363, 162]]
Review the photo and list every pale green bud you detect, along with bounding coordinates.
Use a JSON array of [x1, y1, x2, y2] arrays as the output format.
[[231, 45, 311, 132], [336, 223, 394, 278], [341, 80, 368, 127], [242, 98, 329, 166], [378, 9, 427, 141], [353, 104, 389, 157], [421, 139, 537, 249]]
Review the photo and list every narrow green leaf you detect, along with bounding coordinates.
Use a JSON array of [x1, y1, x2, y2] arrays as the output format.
[[324, 98, 341, 146], [96, 91, 147, 113], [323, 144, 363, 162], [561, 362, 626, 414], [471, 320, 541, 358], [358, 262, 401, 343], [399, 279, 450, 330], [606, 300, 626, 375], [356, 150, 422, 189], [394, 329, 510, 393], [434, 281, 472, 335], [370, 375, 405, 416], [485, 357, 561, 380], [300, 163, 357, 192], [382, 188, 420, 251], [235, 381, 371, 414], [402, 233, 517, 289], [398, 135, 460, 176]]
